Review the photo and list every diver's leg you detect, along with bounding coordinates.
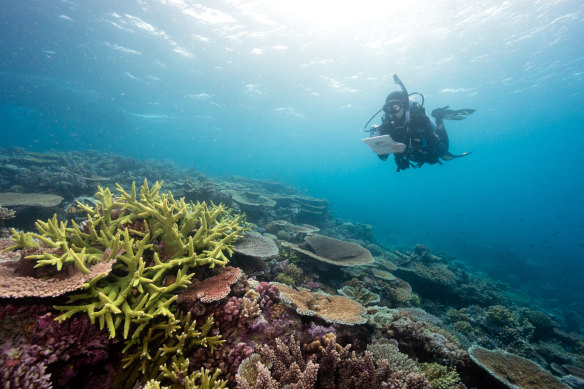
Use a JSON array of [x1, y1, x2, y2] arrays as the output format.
[[435, 119, 449, 156]]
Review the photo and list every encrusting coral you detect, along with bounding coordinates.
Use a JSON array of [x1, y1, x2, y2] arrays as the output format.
[[3, 180, 249, 340]]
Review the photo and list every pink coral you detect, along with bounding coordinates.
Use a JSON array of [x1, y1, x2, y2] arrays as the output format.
[[0, 256, 114, 298], [220, 296, 242, 323], [178, 266, 243, 303], [255, 281, 280, 310]]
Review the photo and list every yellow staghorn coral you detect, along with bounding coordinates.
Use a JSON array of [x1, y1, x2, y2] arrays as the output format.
[[4, 179, 250, 340]]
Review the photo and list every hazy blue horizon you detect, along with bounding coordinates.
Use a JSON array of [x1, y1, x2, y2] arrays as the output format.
[[1, 0, 583, 314]]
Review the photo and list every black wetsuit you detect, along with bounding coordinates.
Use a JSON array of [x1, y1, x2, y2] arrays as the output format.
[[377, 103, 449, 172]]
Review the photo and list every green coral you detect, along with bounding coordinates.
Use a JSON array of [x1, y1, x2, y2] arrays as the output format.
[[418, 362, 462, 389], [118, 310, 224, 387], [279, 244, 302, 265], [524, 310, 554, 330], [486, 305, 517, 326], [282, 262, 304, 284], [453, 320, 474, 335], [409, 292, 421, 306], [152, 359, 227, 389], [276, 273, 296, 286], [7, 180, 249, 340]]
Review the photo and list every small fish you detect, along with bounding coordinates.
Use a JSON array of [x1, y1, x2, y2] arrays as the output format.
[[163, 275, 177, 286]]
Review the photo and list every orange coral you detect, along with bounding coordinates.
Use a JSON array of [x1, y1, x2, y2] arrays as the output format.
[[305, 332, 345, 354], [177, 266, 243, 304], [274, 282, 367, 325]]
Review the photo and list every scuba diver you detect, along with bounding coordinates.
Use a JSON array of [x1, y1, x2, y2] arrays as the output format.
[[364, 75, 475, 172]]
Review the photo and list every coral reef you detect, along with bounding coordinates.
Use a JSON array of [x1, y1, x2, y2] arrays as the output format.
[[4, 180, 248, 340], [0, 304, 114, 387], [1, 149, 583, 389], [118, 311, 224, 388]]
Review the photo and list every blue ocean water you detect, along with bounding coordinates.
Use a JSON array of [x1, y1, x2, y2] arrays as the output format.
[[1, 0, 583, 318]]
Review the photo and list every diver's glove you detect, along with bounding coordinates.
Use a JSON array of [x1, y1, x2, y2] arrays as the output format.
[[431, 106, 450, 120]]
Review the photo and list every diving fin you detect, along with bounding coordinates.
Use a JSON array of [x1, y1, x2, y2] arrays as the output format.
[[441, 151, 472, 161], [442, 109, 476, 120]]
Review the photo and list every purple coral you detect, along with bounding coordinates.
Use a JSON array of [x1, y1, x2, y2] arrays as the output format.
[[306, 281, 321, 291], [227, 342, 255, 368], [307, 322, 336, 340], [255, 281, 280, 310], [0, 304, 112, 387]]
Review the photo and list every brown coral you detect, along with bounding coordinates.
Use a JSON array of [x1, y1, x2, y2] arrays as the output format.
[[0, 193, 64, 207], [469, 345, 569, 389], [281, 234, 373, 267], [274, 282, 367, 325]]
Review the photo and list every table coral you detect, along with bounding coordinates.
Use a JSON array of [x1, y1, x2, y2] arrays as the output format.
[[233, 231, 279, 258], [282, 234, 374, 267], [274, 282, 367, 325], [469, 345, 569, 389], [0, 256, 114, 298]]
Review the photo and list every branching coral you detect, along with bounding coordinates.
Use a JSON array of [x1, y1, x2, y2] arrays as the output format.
[[486, 305, 517, 326], [147, 357, 228, 389], [118, 310, 224, 387], [366, 338, 418, 376], [4, 180, 248, 340], [237, 334, 319, 389], [418, 362, 464, 389], [337, 350, 432, 389]]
